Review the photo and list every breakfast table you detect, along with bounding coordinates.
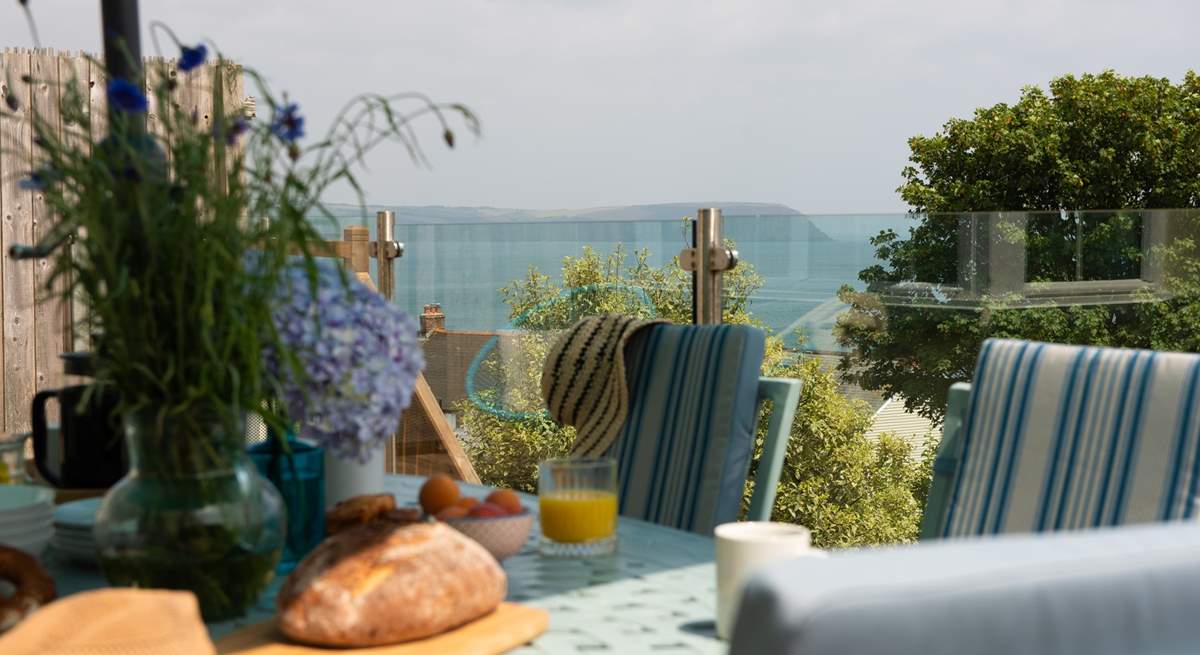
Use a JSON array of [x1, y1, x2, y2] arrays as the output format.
[[43, 474, 725, 654]]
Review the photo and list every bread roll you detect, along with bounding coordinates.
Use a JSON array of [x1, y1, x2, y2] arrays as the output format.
[[277, 521, 507, 646], [324, 493, 396, 535]]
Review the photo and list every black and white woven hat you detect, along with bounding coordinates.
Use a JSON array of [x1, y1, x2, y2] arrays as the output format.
[[541, 314, 665, 457]]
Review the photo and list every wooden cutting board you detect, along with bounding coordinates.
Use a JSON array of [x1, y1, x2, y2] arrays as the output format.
[[215, 603, 548, 655]]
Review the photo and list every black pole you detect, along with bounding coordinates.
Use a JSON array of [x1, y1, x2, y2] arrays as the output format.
[[100, 0, 144, 135]]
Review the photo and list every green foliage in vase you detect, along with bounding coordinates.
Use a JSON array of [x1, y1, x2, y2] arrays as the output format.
[[836, 70, 1200, 421], [459, 239, 932, 547], [2, 31, 478, 457]]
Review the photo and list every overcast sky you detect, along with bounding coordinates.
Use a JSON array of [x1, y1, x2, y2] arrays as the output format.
[[3, 1, 1197, 214]]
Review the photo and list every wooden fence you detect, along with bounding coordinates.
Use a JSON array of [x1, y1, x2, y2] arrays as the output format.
[[0, 48, 244, 436]]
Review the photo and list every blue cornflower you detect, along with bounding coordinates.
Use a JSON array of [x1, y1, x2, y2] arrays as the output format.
[[107, 79, 148, 113], [270, 103, 304, 143], [178, 44, 207, 72], [214, 115, 250, 145], [18, 166, 57, 191]]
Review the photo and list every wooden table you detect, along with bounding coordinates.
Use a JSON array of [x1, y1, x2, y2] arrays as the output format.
[[46, 475, 724, 654]]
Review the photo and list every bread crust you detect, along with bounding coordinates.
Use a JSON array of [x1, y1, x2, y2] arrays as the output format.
[[325, 493, 397, 535], [277, 521, 506, 646]]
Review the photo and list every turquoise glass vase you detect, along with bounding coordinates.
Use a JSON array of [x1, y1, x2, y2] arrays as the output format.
[[248, 433, 325, 573]]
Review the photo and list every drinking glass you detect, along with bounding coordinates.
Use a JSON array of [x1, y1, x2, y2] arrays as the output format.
[[0, 432, 32, 485], [538, 457, 618, 557]]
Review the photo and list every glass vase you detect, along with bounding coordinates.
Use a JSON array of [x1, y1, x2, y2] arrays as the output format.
[[94, 408, 285, 621]]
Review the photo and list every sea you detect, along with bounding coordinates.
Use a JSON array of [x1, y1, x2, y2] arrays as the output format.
[[326, 211, 916, 352]]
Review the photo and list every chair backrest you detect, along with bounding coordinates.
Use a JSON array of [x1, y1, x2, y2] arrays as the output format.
[[603, 323, 765, 534], [940, 338, 1200, 538]]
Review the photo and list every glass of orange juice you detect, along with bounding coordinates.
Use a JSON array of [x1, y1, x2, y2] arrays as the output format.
[[538, 458, 618, 557]]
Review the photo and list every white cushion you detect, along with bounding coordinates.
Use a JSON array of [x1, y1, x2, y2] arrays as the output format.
[[731, 522, 1200, 655]]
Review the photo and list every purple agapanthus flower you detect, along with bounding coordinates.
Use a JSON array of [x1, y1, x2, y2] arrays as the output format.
[[178, 44, 208, 72], [107, 78, 148, 113], [264, 261, 424, 462], [270, 102, 304, 143]]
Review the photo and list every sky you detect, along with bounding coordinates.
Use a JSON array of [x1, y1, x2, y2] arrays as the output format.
[[2, 0, 1198, 214]]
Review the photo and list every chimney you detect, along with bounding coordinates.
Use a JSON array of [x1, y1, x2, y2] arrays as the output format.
[[420, 304, 445, 337]]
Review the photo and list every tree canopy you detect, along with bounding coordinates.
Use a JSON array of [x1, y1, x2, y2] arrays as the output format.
[[838, 70, 1200, 421]]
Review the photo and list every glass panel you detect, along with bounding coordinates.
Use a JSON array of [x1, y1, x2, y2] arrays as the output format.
[[321, 206, 1200, 547]]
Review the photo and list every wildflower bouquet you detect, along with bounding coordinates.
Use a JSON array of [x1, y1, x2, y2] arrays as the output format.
[[4, 6, 476, 618]]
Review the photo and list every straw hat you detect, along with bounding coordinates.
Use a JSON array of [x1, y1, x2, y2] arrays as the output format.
[[541, 314, 665, 457]]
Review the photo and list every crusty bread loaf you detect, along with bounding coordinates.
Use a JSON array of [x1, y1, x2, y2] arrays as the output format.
[[276, 521, 507, 646]]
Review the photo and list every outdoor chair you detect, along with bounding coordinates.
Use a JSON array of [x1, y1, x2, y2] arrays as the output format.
[[603, 323, 801, 534], [732, 520, 1200, 654], [922, 338, 1200, 539]]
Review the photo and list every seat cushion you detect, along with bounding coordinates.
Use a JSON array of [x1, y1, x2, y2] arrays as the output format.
[[607, 323, 765, 533], [944, 338, 1200, 537], [732, 521, 1200, 655]]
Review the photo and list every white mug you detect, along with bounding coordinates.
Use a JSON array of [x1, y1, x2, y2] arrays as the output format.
[[714, 521, 825, 640]]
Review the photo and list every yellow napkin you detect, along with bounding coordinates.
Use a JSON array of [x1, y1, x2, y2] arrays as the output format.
[[0, 588, 216, 654]]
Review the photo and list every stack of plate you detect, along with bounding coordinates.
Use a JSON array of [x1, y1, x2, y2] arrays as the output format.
[[52, 497, 101, 563], [0, 485, 55, 558]]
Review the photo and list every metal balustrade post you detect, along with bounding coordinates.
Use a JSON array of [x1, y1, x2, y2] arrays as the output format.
[[101, 0, 145, 136], [680, 208, 738, 325], [372, 210, 403, 301]]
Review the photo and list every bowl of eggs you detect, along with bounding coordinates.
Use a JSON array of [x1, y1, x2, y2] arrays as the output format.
[[418, 474, 534, 561]]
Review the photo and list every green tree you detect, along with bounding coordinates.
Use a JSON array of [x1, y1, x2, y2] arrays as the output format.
[[461, 239, 929, 547], [837, 71, 1200, 420]]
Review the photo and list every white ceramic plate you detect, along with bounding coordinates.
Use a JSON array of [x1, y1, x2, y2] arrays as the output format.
[[51, 537, 94, 554], [0, 503, 53, 529], [53, 498, 101, 530], [0, 485, 55, 513], [0, 518, 53, 542], [2, 533, 50, 558], [0, 508, 53, 532], [51, 533, 94, 549]]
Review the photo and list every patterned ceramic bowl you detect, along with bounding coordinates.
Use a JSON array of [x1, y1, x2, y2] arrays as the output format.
[[444, 511, 535, 561]]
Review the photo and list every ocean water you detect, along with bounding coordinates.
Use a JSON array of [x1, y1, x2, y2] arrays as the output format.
[[331, 213, 915, 352]]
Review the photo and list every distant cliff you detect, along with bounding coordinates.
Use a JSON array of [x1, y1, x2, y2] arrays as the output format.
[[322, 201, 804, 225]]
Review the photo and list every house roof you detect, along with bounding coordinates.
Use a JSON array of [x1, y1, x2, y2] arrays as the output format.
[[804, 352, 888, 414]]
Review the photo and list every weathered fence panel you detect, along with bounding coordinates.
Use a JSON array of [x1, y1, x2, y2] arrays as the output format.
[[0, 48, 244, 435]]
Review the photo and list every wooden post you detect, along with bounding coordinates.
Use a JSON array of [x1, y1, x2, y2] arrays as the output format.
[[30, 49, 65, 411], [61, 51, 92, 353], [343, 225, 373, 290], [1, 49, 36, 434]]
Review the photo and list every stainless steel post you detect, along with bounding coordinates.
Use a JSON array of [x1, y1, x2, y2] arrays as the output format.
[[371, 210, 404, 301], [680, 208, 738, 324]]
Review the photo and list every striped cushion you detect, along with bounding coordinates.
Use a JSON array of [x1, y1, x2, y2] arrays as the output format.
[[604, 324, 765, 534], [944, 338, 1200, 537]]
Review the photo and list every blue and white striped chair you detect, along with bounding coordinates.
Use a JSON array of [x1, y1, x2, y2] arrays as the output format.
[[922, 338, 1200, 539], [602, 323, 801, 534]]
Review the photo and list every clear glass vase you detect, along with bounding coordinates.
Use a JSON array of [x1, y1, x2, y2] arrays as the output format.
[[94, 408, 285, 621]]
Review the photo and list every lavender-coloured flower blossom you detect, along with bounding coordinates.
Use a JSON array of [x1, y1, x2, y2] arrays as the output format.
[[107, 78, 148, 113], [270, 102, 304, 143], [264, 261, 424, 461], [178, 44, 207, 72]]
